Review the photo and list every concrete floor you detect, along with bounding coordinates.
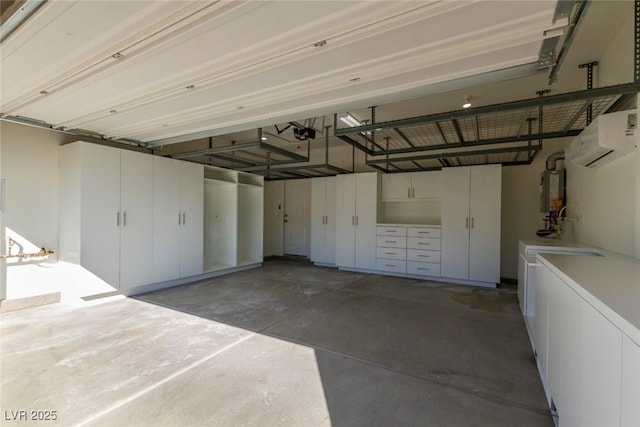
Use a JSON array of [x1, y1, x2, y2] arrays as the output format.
[[1, 259, 552, 426]]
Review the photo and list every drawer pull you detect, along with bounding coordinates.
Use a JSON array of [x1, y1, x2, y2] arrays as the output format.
[[385, 264, 396, 267], [418, 254, 430, 258], [386, 230, 397, 232], [418, 267, 430, 271], [385, 252, 396, 255], [386, 240, 396, 244], [418, 242, 429, 245]]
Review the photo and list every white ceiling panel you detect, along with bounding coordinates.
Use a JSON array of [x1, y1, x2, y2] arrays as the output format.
[[1, 0, 559, 144]]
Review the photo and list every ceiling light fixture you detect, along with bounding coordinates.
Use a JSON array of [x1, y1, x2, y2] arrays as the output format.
[[462, 96, 472, 109], [338, 113, 362, 127], [261, 136, 267, 141]]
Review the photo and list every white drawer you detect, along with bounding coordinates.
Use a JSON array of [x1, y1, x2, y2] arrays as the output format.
[[376, 259, 406, 273], [376, 236, 407, 248], [407, 249, 440, 263], [376, 247, 407, 260], [407, 261, 440, 276], [407, 237, 440, 250], [377, 226, 407, 237], [408, 227, 441, 238]]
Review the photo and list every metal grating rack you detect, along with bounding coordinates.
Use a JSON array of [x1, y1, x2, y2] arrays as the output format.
[[334, 84, 636, 172]]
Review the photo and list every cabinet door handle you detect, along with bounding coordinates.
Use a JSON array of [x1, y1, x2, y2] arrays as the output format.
[[386, 230, 397, 233], [412, 187, 415, 198], [117, 212, 120, 227], [471, 217, 474, 229], [123, 212, 127, 227], [183, 213, 186, 225], [352, 216, 355, 225], [178, 213, 181, 225], [418, 254, 430, 258], [385, 264, 396, 268], [385, 252, 396, 255], [356, 216, 358, 226], [408, 187, 411, 198], [466, 217, 469, 229]]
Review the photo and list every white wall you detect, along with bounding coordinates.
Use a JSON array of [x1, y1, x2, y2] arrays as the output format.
[[500, 139, 571, 279], [1, 122, 62, 262]]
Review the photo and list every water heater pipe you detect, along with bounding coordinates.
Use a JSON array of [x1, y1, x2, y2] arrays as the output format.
[[546, 151, 565, 171]]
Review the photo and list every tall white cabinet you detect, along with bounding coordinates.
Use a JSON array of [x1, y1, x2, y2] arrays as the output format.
[[335, 172, 379, 270], [152, 156, 203, 283], [60, 142, 154, 289], [310, 176, 336, 265], [441, 164, 501, 285]]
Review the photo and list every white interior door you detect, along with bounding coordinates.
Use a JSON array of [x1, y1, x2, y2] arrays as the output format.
[[0, 135, 5, 300], [80, 143, 121, 287], [179, 162, 204, 277], [469, 164, 501, 283], [335, 174, 356, 267], [284, 179, 310, 256], [263, 181, 284, 257], [440, 167, 470, 280], [152, 157, 181, 282], [119, 150, 154, 288]]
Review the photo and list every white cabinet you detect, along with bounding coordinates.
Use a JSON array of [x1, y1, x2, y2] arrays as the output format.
[[580, 300, 622, 427], [621, 335, 640, 427], [381, 171, 440, 200], [336, 173, 379, 270], [375, 225, 441, 277], [533, 261, 639, 427], [441, 165, 501, 285], [310, 177, 336, 265], [152, 157, 203, 283], [60, 142, 153, 289], [203, 167, 263, 271]]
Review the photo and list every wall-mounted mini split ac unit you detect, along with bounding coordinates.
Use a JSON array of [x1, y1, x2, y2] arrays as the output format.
[[568, 109, 637, 167]]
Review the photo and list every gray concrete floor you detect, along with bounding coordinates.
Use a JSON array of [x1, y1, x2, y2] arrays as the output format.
[[1, 259, 552, 426]]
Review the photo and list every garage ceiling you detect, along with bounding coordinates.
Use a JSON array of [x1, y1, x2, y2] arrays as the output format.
[[1, 0, 636, 177], [2, 0, 563, 144]]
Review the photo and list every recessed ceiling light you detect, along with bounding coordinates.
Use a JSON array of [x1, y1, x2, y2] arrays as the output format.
[[462, 96, 472, 109]]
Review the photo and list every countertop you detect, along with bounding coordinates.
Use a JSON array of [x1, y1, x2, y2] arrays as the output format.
[[537, 252, 640, 344], [520, 239, 602, 254]]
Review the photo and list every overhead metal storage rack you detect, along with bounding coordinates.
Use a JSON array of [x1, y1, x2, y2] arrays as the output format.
[[333, 83, 637, 173]]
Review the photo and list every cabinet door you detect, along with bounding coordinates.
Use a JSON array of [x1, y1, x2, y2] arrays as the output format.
[[120, 150, 154, 288], [335, 174, 356, 267], [580, 300, 622, 427], [440, 167, 470, 280], [324, 176, 337, 265], [468, 164, 501, 283], [152, 157, 181, 282], [534, 263, 552, 381], [354, 173, 378, 270], [80, 143, 121, 287], [310, 178, 325, 263], [381, 173, 411, 200], [621, 335, 640, 427], [559, 282, 582, 427], [179, 162, 204, 277], [411, 171, 441, 199]]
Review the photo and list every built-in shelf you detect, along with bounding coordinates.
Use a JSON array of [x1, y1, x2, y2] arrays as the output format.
[[379, 199, 441, 226], [204, 166, 237, 183]]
